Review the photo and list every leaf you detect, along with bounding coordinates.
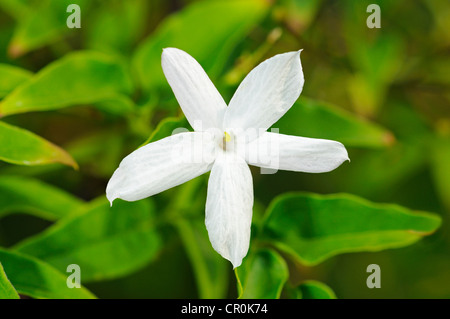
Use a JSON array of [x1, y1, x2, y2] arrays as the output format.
[[342, 1, 404, 116], [343, 141, 427, 198], [274, 97, 394, 148], [349, 34, 404, 88], [0, 121, 77, 168], [0, 175, 84, 221], [0, 248, 95, 299], [0, 51, 134, 117], [0, 262, 19, 299], [7, 0, 88, 57], [86, 0, 149, 54], [275, 0, 323, 33], [65, 130, 127, 178], [235, 248, 288, 299], [0, 64, 32, 98], [261, 193, 442, 266], [14, 197, 161, 282], [0, 129, 127, 179], [0, 0, 30, 21], [143, 116, 190, 145], [93, 95, 136, 116], [132, 0, 269, 93], [346, 34, 403, 116], [296, 280, 337, 299]]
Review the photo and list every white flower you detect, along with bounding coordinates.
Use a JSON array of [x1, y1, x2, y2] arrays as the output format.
[[106, 48, 349, 268]]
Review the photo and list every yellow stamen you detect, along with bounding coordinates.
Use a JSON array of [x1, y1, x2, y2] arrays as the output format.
[[224, 131, 231, 142]]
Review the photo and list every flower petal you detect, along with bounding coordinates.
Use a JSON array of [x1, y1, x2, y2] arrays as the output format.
[[161, 48, 227, 131], [223, 51, 304, 138], [244, 132, 349, 173], [107, 132, 217, 204], [205, 151, 253, 268]]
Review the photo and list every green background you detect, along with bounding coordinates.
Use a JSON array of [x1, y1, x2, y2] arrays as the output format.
[[0, 0, 448, 299]]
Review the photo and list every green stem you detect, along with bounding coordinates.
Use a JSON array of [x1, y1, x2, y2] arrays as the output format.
[[164, 176, 218, 298], [173, 218, 214, 299]]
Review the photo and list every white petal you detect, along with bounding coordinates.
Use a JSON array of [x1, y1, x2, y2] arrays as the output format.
[[107, 132, 217, 204], [244, 132, 349, 173], [223, 51, 304, 138], [162, 48, 227, 131], [205, 151, 253, 268]]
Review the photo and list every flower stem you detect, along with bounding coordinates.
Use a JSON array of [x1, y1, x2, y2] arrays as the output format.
[[164, 176, 226, 298]]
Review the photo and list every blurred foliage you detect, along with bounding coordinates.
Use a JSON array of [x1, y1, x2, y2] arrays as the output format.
[[292, 280, 337, 299], [0, 0, 448, 299]]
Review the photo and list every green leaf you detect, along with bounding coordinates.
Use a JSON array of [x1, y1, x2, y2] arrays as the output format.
[[0, 129, 127, 179], [87, 0, 149, 54], [133, 0, 269, 93], [275, 0, 323, 33], [296, 280, 337, 299], [0, 262, 19, 299], [235, 248, 288, 299], [0, 51, 134, 117], [65, 130, 127, 178], [274, 97, 394, 148], [349, 34, 403, 88], [93, 95, 136, 116], [346, 35, 403, 116], [343, 141, 427, 197], [0, 248, 95, 299], [261, 193, 442, 266], [0, 121, 77, 168], [0, 0, 29, 20], [342, 1, 404, 116], [0, 175, 84, 221], [0, 64, 32, 98], [143, 116, 190, 145], [14, 197, 161, 282], [7, 0, 88, 57]]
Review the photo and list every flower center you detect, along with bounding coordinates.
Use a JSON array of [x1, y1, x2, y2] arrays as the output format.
[[222, 131, 232, 151]]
